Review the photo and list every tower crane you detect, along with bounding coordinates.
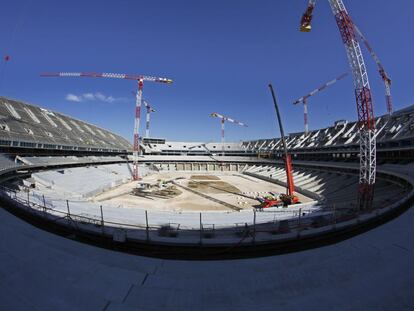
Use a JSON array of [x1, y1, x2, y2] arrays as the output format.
[[143, 100, 156, 139], [131, 91, 156, 139], [210, 112, 247, 156], [354, 25, 393, 115], [41, 72, 172, 180], [300, 0, 377, 211], [301, 1, 393, 116], [293, 72, 348, 133]]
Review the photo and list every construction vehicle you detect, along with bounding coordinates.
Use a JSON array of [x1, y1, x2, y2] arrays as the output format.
[[258, 84, 300, 208], [257, 193, 298, 208]]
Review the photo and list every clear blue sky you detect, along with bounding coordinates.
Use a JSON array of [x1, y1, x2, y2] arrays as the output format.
[[0, 0, 412, 142]]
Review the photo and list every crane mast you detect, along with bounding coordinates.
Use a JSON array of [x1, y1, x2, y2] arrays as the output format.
[[354, 25, 393, 115], [143, 100, 155, 138], [300, 0, 377, 211], [133, 79, 143, 180], [131, 91, 156, 139], [301, 2, 392, 116]]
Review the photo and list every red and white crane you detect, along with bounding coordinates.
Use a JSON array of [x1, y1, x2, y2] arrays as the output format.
[[210, 112, 247, 156], [143, 100, 155, 139], [301, 2, 393, 116], [131, 91, 156, 138], [41, 72, 172, 180], [300, 0, 377, 211], [267, 84, 299, 207], [354, 25, 393, 115], [293, 72, 348, 133]]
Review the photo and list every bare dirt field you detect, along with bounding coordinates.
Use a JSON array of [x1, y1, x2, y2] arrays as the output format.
[[187, 180, 240, 194], [91, 172, 313, 212]]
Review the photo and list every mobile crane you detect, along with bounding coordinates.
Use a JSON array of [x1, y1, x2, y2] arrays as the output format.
[[259, 84, 299, 208]]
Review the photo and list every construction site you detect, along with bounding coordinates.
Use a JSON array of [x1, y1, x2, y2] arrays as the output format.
[[0, 0, 411, 257], [88, 172, 312, 212], [0, 0, 413, 310]]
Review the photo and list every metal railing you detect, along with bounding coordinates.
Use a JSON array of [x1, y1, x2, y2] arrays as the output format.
[[0, 185, 409, 246]]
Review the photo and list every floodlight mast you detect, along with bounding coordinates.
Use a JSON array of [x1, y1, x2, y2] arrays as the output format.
[[40, 72, 172, 180]]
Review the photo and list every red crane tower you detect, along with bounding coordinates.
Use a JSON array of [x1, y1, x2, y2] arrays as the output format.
[[210, 112, 247, 156], [41, 72, 172, 180], [354, 25, 393, 115], [300, 0, 377, 211], [293, 72, 348, 133], [301, 1, 393, 116]]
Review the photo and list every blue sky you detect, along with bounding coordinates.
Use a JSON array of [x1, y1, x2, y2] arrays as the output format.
[[0, 0, 412, 142]]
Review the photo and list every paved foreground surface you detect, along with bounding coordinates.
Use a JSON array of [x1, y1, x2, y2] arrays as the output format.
[[0, 198, 413, 310]]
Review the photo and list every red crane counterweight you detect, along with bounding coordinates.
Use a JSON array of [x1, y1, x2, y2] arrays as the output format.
[[300, 0, 316, 32]]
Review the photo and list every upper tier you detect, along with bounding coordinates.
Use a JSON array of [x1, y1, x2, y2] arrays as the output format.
[[0, 97, 131, 153], [242, 105, 414, 153]]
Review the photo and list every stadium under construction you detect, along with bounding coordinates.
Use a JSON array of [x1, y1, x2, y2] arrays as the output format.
[[1, 1, 414, 310]]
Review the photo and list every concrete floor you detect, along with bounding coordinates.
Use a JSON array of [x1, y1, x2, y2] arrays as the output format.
[[0, 197, 413, 310]]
